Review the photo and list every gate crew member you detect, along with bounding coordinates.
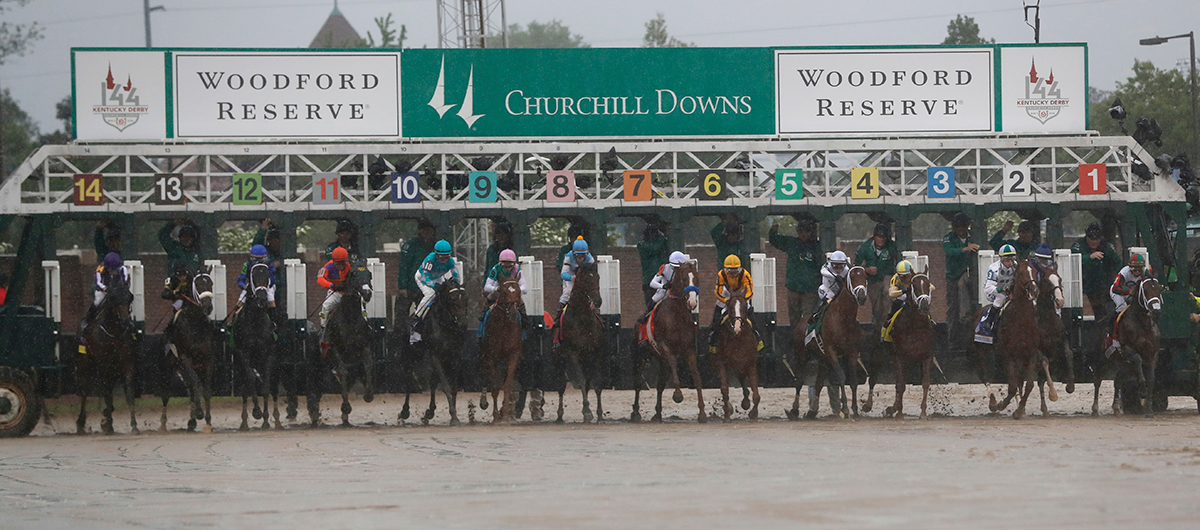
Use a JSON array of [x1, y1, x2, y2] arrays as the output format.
[[483, 220, 515, 289], [855, 223, 899, 342], [943, 213, 979, 347], [709, 255, 763, 353], [805, 250, 852, 344], [638, 223, 671, 308], [83, 252, 130, 333], [975, 244, 1018, 344], [158, 220, 201, 279], [317, 246, 353, 357], [1105, 253, 1152, 356], [397, 218, 438, 321], [325, 219, 361, 263], [990, 219, 1039, 259], [1071, 222, 1121, 320], [94, 219, 123, 258], [411, 240, 461, 343], [711, 215, 750, 277], [769, 219, 824, 330]]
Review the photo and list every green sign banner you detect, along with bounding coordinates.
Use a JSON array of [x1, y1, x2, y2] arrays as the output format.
[[401, 48, 775, 138]]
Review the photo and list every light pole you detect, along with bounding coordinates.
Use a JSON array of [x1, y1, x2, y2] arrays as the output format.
[[1141, 32, 1198, 160], [144, 0, 165, 48]]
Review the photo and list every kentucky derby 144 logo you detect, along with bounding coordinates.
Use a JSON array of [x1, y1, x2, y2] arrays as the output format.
[[1016, 58, 1068, 124], [92, 64, 149, 132]]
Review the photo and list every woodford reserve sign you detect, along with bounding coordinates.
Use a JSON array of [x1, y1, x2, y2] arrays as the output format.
[[69, 44, 1086, 141]]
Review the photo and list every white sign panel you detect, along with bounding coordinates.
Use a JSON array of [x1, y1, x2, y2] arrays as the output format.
[[73, 50, 168, 140], [1000, 45, 1087, 132], [775, 48, 994, 135], [173, 52, 401, 138], [1004, 165, 1032, 196]]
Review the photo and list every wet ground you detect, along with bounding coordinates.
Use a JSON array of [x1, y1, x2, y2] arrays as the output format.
[[3, 384, 1200, 529]]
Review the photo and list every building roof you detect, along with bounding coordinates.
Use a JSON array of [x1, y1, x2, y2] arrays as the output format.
[[309, 1, 362, 48]]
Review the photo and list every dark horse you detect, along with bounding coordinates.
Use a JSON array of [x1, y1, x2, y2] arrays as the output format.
[[77, 279, 138, 435], [554, 263, 606, 423], [633, 261, 704, 423], [790, 266, 868, 420], [977, 260, 1057, 419], [713, 287, 760, 422], [863, 274, 938, 419], [163, 269, 216, 433], [310, 263, 375, 427], [1035, 261, 1076, 415], [233, 263, 276, 430], [1092, 276, 1162, 417], [413, 278, 468, 425], [479, 278, 524, 422]]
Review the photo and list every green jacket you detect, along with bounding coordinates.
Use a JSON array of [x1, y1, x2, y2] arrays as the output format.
[[989, 230, 1038, 259], [397, 238, 435, 292], [251, 229, 286, 292], [710, 223, 749, 270], [637, 237, 670, 286], [94, 227, 117, 258], [157, 223, 201, 274], [555, 243, 572, 271], [1071, 237, 1122, 296], [942, 231, 974, 281], [854, 238, 899, 284], [768, 230, 823, 292], [324, 241, 361, 264]]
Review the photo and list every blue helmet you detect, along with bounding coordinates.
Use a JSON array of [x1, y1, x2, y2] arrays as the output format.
[[1033, 243, 1053, 260], [434, 239, 452, 255], [250, 244, 268, 257], [103, 252, 122, 269], [572, 236, 589, 252]]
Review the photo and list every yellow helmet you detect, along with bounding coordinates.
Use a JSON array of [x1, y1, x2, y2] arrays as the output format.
[[896, 260, 914, 275], [723, 255, 742, 268]]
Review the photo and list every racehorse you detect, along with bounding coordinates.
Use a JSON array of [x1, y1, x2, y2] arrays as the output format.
[[233, 263, 276, 430], [1092, 276, 1162, 417], [162, 269, 216, 433], [864, 273, 938, 419], [632, 261, 704, 423], [789, 266, 868, 420], [77, 279, 138, 435], [479, 278, 524, 422], [712, 287, 759, 421], [1035, 261, 1076, 415], [415, 278, 468, 425], [979, 260, 1057, 419], [309, 262, 375, 427], [554, 263, 606, 423]]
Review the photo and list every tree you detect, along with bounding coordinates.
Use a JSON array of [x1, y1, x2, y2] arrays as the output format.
[[642, 13, 693, 48], [1088, 60, 1196, 164], [38, 96, 74, 145], [942, 15, 994, 45], [366, 13, 407, 49], [0, 88, 39, 178], [0, 0, 42, 65], [507, 19, 587, 48]]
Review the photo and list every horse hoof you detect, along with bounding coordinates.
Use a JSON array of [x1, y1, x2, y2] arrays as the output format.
[[740, 398, 751, 411], [1066, 383, 1075, 394], [1091, 409, 1099, 417], [895, 412, 905, 420], [420, 417, 430, 426], [341, 419, 351, 428], [651, 414, 663, 423], [399, 411, 410, 421], [749, 410, 758, 421], [785, 408, 799, 421], [252, 409, 263, 421], [804, 410, 818, 420], [341, 403, 353, 416], [450, 417, 461, 427], [672, 390, 684, 404], [862, 403, 873, 413], [723, 404, 733, 417], [130, 426, 140, 435], [555, 417, 565, 424], [203, 425, 213, 434], [158, 424, 167, 433], [480, 399, 489, 410], [187, 419, 197, 431], [363, 392, 374, 403], [884, 407, 895, 418], [1144, 413, 1154, 419], [722, 416, 731, 423], [1012, 410, 1025, 420], [988, 395, 999, 412], [919, 413, 928, 420], [630, 411, 641, 423], [583, 411, 594, 424], [697, 413, 708, 424]]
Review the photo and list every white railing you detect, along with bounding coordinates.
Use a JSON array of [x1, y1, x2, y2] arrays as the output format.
[[126, 259, 145, 321], [365, 258, 387, 319], [596, 255, 621, 316], [518, 256, 544, 317]]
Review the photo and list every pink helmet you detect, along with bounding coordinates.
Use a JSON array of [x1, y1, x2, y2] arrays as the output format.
[[499, 249, 517, 262]]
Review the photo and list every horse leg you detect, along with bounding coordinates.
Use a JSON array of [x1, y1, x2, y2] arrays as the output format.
[[1040, 354, 1059, 403], [1014, 357, 1036, 420], [501, 352, 520, 422], [919, 357, 932, 420], [991, 356, 1016, 413], [122, 362, 139, 435], [240, 395, 251, 431], [652, 357, 667, 423], [444, 383, 460, 427], [807, 359, 828, 420], [862, 351, 878, 414], [101, 390, 115, 435], [362, 346, 375, 404], [159, 395, 169, 433], [829, 358, 848, 419], [202, 368, 214, 434], [76, 393, 88, 435], [666, 354, 684, 404], [849, 354, 861, 418], [631, 353, 645, 423], [556, 388, 565, 424], [1062, 337, 1076, 394], [886, 357, 905, 419], [1145, 356, 1158, 419], [424, 358, 444, 425], [335, 357, 353, 427], [581, 375, 593, 424], [787, 352, 805, 420], [594, 387, 604, 424], [684, 352, 707, 424], [717, 361, 732, 423], [1092, 358, 1103, 416], [741, 384, 751, 411], [178, 359, 204, 432], [748, 363, 760, 421]]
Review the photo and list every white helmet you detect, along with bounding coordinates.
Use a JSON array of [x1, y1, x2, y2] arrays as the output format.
[[669, 251, 687, 265], [830, 251, 849, 264]]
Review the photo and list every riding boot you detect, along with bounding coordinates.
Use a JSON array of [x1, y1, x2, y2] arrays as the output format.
[[80, 304, 99, 333], [708, 308, 723, 354]]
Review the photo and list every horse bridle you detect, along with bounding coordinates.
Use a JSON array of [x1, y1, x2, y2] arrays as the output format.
[[909, 274, 932, 309], [181, 273, 214, 307], [838, 265, 867, 300], [666, 264, 699, 300], [1138, 278, 1162, 312]]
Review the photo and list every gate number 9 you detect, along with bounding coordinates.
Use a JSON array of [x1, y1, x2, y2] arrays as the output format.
[[469, 171, 497, 203]]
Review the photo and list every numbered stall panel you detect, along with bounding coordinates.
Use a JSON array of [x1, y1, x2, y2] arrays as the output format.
[[392, 171, 421, 203], [73, 174, 105, 206], [850, 167, 879, 199], [699, 170, 728, 200], [1079, 164, 1107, 195], [1003, 165, 1031, 196], [154, 173, 186, 205], [469, 171, 497, 203], [623, 170, 652, 201], [312, 172, 341, 204], [546, 170, 576, 202], [775, 168, 803, 200], [927, 167, 955, 198], [232, 173, 263, 205]]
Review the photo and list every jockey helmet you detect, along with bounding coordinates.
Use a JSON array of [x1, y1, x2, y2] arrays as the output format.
[[178, 224, 198, 241], [499, 249, 517, 262], [829, 251, 849, 264], [669, 251, 687, 266], [951, 212, 971, 228], [250, 244, 268, 257], [171, 260, 191, 276], [998, 244, 1017, 257], [873, 223, 892, 239], [103, 252, 122, 269], [332, 246, 349, 262], [1033, 243, 1053, 260], [434, 240, 452, 255], [1129, 253, 1146, 268], [896, 260, 914, 275], [572, 236, 589, 253], [723, 255, 742, 268]]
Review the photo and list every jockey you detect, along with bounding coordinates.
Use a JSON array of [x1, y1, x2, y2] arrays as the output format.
[[709, 255, 763, 353], [1031, 243, 1055, 279], [83, 252, 131, 331], [411, 239, 461, 343], [234, 244, 277, 312], [881, 260, 930, 343], [479, 249, 528, 332], [557, 236, 597, 318], [1110, 253, 1151, 316], [160, 261, 193, 338], [637, 251, 692, 325], [818, 251, 851, 302], [974, 244, 1018, 344], [317, 246, 353, 355]]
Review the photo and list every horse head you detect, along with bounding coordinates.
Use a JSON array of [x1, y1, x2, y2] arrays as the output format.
[[1013, 260, 1039, 302], [498, 278, 523, 306], [910, 274, 933, 315], [667, 261, 700, 311], [1138, 276, 1163, 320], [436, 277, 468, 320], [193, 267, 215, 316], [727, 287, 749, 336], [1036, 261, 1065, 310], [348, 261, 373, 305], [101, 279, 134, 323], [573, 263, 602, 309], [249, 262, 271, 308], [847, 266, 869, 305]]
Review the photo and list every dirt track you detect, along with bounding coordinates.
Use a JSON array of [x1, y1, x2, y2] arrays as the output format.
[[4, 384, 1200, 529]]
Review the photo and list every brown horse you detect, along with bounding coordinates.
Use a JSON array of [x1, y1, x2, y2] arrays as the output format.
[[77, 279, 138, 434], [633, 261, 705, 423], [479, 278, 524, 422], [981, 260, 1057, 419], [1093, 276, 1162, 417], [1035, 261, 1076, 416], [554, 263, 606, 423], [865, 273, 938, 419], [713, 287, 759, 421], [791, 266, 868, 420]]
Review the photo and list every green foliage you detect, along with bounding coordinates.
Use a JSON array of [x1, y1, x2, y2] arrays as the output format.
[[0, 0, 42, 65], [530, 217, 569, 246], [366, 13, 407, 49], [1, 88, 39, 178], [508, 20, 587, 48], [942, 15, 994, 45], [643, 13, 693, 48], [217, 225, 256, 253], [985, 211, 1022, 237], [1088, 60, 1197, 164]]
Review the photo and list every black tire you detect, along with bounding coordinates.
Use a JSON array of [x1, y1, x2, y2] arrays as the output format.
[[0, 366, 42, 438]]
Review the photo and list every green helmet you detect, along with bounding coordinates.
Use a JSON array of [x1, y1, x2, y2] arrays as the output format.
[[998, 244, 1017, 257]]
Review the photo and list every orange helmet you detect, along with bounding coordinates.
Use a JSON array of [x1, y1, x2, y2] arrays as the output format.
[[332, 247, 349, 262]]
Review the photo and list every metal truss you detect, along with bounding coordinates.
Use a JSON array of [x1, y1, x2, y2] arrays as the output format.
[[0, 135, 1182, 216]]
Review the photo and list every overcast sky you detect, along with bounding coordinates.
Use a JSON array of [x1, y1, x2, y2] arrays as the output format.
[[2, 0, 1198, 132]]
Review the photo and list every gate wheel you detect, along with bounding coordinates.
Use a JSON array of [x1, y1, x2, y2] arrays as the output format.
[[0, 367, 42, 438]]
